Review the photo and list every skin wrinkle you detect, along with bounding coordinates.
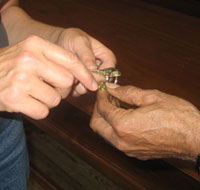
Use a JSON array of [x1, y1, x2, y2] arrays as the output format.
[[146, 111, 190, 149], [178, 111, 200, 156], [0, 45, 18, 61], [0, 0, 116, 120], [110, 110, 128, 134], [91, 85, 200, 161], [115, 112, 136, 137]]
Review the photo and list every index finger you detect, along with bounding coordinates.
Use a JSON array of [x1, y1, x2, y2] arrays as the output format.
[[96, 90, 127, 128], [35, 37, 98, 91]]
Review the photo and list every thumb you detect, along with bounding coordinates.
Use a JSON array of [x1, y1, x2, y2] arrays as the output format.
[[73, 36, 97, 70], [107, 83, 162, 106]]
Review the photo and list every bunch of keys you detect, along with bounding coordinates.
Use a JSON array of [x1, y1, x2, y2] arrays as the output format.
[[90, 58, 121, 88], [90, 58, 121, 107]]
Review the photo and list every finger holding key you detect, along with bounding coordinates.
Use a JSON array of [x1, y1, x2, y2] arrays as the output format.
[[0, 35, 98, 119]]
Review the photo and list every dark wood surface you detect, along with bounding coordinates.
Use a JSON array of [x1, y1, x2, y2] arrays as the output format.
[[26, 123, 122, 190], [142, 0, 200, 18], [19, 0, 200, 189]]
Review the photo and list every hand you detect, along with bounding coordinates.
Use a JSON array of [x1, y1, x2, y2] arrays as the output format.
[[2, 5, 116, 97], [0, 35, 97, 119], [56, 28, 116, 96], [90, 84, 200, 161]]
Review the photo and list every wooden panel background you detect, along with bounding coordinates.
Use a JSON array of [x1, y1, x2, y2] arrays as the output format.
[[19, 0, 200, 189]]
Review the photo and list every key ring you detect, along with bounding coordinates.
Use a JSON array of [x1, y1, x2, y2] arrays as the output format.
[[93, 58, 121, 107], [96, 58, 103, 69], [92, 58, 121, 84]]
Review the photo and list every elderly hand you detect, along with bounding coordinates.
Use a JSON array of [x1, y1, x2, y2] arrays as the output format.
[[90, 84, 200, 161], [0, 35, 99, 119], [56, 28, 116, 96]]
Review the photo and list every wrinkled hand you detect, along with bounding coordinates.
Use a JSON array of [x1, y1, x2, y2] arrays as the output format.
[[0, 35, 97, 119], [90, 84, 200, 161], [57, 28, 116, 96]]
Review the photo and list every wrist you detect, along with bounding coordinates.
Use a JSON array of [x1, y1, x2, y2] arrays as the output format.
[[2, 6, 65, 45]]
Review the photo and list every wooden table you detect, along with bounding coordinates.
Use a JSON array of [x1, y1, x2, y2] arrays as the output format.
[[19, 0, 200, 189]]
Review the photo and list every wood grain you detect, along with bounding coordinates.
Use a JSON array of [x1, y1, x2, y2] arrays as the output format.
[[25, 124, 121, 190], [19, 0, 200, 189], [25, 100, 200, 189]]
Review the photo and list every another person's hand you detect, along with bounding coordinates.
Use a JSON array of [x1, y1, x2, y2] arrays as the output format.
[[2, 6, 116, 97], [56, 28, 116, 96], [90, 84, 200, 161], [0, 35, 98, 119]]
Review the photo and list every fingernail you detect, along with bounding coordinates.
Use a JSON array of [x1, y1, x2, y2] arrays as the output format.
[[107, 83, 119, 89], [92, 81, 98, 90]]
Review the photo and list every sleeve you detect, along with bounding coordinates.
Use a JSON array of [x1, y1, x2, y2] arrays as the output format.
[[0, 0, 9, 47]]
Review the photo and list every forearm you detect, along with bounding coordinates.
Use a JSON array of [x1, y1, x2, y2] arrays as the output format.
[[1, 6, 64, 45]]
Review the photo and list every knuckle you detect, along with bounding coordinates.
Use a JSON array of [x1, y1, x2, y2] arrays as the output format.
[[116, 128, 127, 138], [90, 116, 98, 128], [17, 51, 34, 64], [89, 115, 98, 132], [11, 71, 28, 83], [3, 86, 21, 105], [67, 52, 79, 64], [114, 117, 132, 139], [63, 75, 74, 88], [90, 118, 94, 127], [15, 51, 37, 70], [51, 95, 61, 107], [114, 140, 128, 152], [114, 123, 127, 138], [24, 35, 42, 46], [36, 107, 49, 119], [89, 120, 96, 131]]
